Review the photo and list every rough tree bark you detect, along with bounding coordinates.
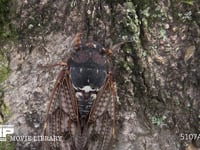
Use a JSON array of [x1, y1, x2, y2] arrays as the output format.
[[0, 0, 199, 150]]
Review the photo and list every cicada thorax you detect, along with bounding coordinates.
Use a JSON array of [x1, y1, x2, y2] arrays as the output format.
[[68, 42, 110, 130]]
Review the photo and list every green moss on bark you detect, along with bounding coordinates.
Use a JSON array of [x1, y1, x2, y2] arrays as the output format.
[[0, 0, 16, 41]]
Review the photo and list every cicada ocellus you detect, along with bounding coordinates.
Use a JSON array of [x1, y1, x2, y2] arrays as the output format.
[[42, 33, 117, 150]]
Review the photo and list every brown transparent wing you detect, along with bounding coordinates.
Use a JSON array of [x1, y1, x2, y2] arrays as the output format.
[[86, 75, 117, 150], [42, 70, 78, 150]]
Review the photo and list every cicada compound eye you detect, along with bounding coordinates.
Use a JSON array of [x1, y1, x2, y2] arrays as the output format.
[[73, 32, 82, 50], [100, 47, 112, 56]]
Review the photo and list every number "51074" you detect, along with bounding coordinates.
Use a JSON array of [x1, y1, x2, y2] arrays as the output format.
[[180, 133, 200, 141]]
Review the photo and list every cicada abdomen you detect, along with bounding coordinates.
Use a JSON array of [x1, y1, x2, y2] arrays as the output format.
[[42, 33, 117, 150]]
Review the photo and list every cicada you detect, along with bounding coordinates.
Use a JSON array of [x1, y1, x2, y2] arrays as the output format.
[[42, 33, 117, 150]]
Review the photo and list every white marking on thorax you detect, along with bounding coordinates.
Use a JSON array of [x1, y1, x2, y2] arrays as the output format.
[[91, 93, 97, 99], [80, 68, 83, 73], [80, 86, 96, 93], [87, 79, 90, 83], [93, 44, 97, 48], [75, 92, 83, 98], [96, 69, 99, 74]]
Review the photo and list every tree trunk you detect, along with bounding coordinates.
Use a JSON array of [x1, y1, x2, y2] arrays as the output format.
[[1, 0, 200, 149]]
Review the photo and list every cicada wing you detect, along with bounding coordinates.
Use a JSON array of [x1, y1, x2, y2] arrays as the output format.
[[42, 70, 78, 150], [86, 76, 117, 150]]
